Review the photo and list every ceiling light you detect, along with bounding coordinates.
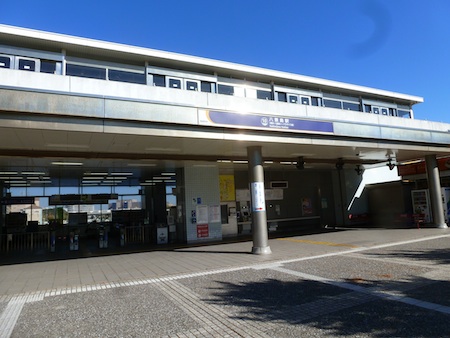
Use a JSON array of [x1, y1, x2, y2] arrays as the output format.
[[51, 162, 83, 166], [128, 163, 156, 167], [161, 172, 176, 176]]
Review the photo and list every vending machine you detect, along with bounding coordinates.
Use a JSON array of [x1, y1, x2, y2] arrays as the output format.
[[411, 189, 431, 223]]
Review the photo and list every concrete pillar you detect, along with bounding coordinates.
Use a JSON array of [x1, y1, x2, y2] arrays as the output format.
[[425, 155, 448, 228], [247, 146, 272, 254]]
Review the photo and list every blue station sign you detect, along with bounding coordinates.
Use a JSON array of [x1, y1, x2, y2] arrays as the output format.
[[199, 110, 334, 134]]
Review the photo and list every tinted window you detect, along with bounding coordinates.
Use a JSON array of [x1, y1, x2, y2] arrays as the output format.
[[0, 56, 11, 68], [218, 84, 234, 95], [398, 109, 410, 118], [301, 97, 310, 105], [40, 60, 57, 74], [201, 81, 212, 92], [186, 81, 198, 91], [277, 92, 287, 102], [288, 95, 298, 103], [18, 59, 36, 71], [324, 99, 342, 109], [381, 108, 388, 115], [389, 108, 397, 116], [364, 104, 371, 113], [66, 64, 106, 79], [373, 107, 380, 114], [153, 74, 165, 87], [109, 69, 146, 84], [343, 102, 360, 111], [257, 90, 271, 100], [311, 97, 322, 106], [169, 78, 181, 89]]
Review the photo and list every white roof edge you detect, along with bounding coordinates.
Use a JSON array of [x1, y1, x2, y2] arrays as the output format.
[[0, 24, 424, 104]]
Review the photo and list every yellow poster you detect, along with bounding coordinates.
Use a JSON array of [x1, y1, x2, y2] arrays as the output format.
[[219, 175, 236, 202]]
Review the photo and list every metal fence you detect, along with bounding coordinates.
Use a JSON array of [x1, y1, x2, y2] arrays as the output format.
[[123, 225, 151, 244], [0, 232, 50, 252]]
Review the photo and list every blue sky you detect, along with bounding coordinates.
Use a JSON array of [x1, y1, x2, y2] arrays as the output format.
[[2, 0, 450, 123]]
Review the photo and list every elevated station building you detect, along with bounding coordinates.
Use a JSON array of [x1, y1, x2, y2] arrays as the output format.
[[0, 25, 449, 259]]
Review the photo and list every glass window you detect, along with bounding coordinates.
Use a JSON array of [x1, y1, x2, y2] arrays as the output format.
[[343, 102, 361, 111], [323, 99, 342, 109], [18, 59, 36, 71], [301, 97, 310, 105], [152, 74, 165, 87], [373, 107, 380, 114], [389, 108, 397, 116], [398, 109, 411, 118], [288, 95, 298, 103], [257, 90, 271, 100], [169, 78, 182, 89], [217, 84, 234, 95], [277, 92, 287, 102], [109, 69, 146, 84], [201, 81, 212, 92], [311, 97, 322, 106], [364, 104, 371, 113], [0, 56, 11, 68], [381, 108, 388, 115], [40, 60, 57, 74], [186, 80, 198, 91], [66, 64, 106, 79]]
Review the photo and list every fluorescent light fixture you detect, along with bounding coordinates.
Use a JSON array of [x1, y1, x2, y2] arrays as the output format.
[[399, 159, 423, 165], [82, 180, 102, 184], [193, 164, 217, 167], [21, 171, 46, 175], [0, 171, 18, 175], [128, 163, 156, 167], [51, 162, 83, 166], [109, 172, 133, 176], [233, 160, 248, 164], [83, 176, 105, 180], [165, 180, 176, 183], [141, 182, 156, 186], [217, 160, 232, 163], [280, 161, 293, 165], [145, 147, 180, 152], [161, 172, 176, 176], [264, 161, 274, 164], [84, 172, 108, 176], [47, 143, 89, 149]]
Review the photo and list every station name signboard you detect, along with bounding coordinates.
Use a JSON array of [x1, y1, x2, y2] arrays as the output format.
[[49, 194, 119, 205], [198, 110, 334, 134]]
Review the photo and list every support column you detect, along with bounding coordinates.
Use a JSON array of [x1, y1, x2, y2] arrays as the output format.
[[425, 155, 448, 228], [247, 146, 272, 254]]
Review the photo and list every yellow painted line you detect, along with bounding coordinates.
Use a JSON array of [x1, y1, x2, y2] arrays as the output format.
[[277, 237, 358, 248]]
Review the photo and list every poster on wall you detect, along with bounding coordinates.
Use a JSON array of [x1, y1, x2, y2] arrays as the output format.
[[209, 205, 221, 223], [197, 224, 209, 238], [196, 205, 209, 224], [219, 175, 236, 202], [302, 197, 313, 216], [251, 182, 266, 212]]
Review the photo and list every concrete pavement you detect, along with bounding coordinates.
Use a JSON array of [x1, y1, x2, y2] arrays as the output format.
[[1, 228, 449, 337]]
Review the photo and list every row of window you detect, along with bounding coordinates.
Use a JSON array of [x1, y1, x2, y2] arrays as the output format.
[[0, 52, 412, 118]]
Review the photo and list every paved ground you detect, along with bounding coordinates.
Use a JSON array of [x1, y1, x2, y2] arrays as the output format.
[[0, 227, 449, 337]]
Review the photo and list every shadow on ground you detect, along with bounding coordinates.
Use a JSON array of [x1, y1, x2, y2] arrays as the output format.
[[204, 275, 450, 337]]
